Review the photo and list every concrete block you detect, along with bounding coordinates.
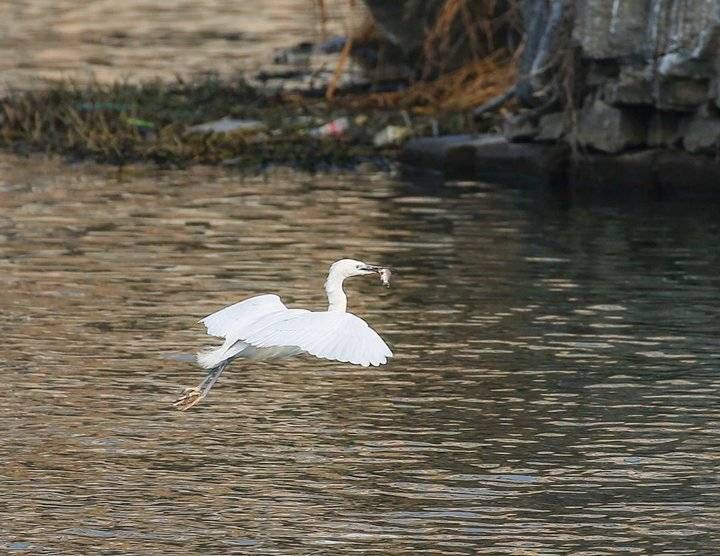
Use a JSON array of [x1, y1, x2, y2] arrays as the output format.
[[577, 97, 647, 153], [568, 150, 658, 190], [682, 105, 720, 153], [400, 134, 568, 187], [537, 112, 567, 142]]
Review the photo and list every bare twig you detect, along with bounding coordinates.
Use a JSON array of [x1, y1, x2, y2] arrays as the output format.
[[326, 38, 353, 100], [472, 84, 517, 118]]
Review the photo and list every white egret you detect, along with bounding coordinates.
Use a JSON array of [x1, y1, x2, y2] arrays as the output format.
[[173, 258, 393, 410]]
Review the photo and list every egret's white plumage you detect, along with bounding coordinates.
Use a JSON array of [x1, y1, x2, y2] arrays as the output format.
[[173, 259, 393, 410]]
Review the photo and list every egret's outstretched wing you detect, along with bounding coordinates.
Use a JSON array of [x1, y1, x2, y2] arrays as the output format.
[[200, 294, 287, 338], [242, 311, 393, 367]]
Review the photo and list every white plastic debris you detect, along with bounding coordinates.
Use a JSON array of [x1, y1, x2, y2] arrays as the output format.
[[373, 125, 412, 147], [186, 117, 267, 135], [309, 117, 349, 138]]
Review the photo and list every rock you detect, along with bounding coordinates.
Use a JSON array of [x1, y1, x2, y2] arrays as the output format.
[[273, 41, 314, 65], [503, 114, 538, 141], [512, 0, 720, 156], [316, 36, 348, 55], [652, 5, 720, 77], [656, 78, 709, 110], [655, 151, 720, 198], [574, 0, 648, 59], [568, 149, 720, 198], [568, 150, 658, 191], [647, 112, 683, 148], [585, 60, 620, 88], [399, 134, 484, 176], [516, 0, 575, 106], [658, 52, 716, 80], [363, 0, 720, 159], [361, 1, 427, 50], [401, 132, 720, 198], [682, 105, 720, 153], [576, 97, 646, 153], [400, 133, 568, 186], [604, 67, 653, 106], [472, 138, 568, 187], [536, 112, 566, 142]]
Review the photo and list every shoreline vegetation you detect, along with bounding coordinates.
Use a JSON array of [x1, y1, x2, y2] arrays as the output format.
[[0, 75, 503, 172], [0, 1, 517, 172], [4, 0, 720, 182]]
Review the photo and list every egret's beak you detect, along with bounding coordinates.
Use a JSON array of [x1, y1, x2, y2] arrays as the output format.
[[359, 264, 383, 273]]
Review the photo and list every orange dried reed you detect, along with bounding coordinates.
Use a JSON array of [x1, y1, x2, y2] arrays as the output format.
[[333, 0, 519, 113], [341, 49, 516, 113]]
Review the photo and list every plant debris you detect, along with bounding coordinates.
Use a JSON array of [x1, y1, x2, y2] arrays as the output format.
[[0, 71, 501, 171]]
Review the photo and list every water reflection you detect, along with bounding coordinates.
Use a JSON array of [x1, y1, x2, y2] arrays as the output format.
[[1, 157, 719, 554], [0, 0, 347, 90]]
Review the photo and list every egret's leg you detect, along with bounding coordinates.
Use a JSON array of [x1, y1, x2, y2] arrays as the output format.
[[173, 361, 229, 411]]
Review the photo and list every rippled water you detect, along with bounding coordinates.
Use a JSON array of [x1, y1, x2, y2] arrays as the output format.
[[2, 156, 720, 554], [0, 0, 352, 90]]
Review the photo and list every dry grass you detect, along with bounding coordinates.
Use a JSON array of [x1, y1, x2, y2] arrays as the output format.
[[340, 49, 517, 114], [0, 78, 381, 170], [0, 1, 520, 168], [335, 0, 521, 114], [422, 0, 520, 74], [0, 74, 483, 170]]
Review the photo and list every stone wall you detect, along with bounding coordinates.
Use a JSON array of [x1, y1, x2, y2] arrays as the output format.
[[363, 0, 720, 156], [516, 0, 720, 154], [398, 1, 720, 190]]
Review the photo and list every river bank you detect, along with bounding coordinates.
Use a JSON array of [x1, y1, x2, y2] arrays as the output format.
[[0, 75, 495, 172], [5, 76, 720, 199], [4, 0, 720, 195], [0, 1, 510, 173]]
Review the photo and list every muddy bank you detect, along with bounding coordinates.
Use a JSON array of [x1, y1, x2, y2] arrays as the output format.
[[0, 0, 515, 173], [0, 77, 487, 171]]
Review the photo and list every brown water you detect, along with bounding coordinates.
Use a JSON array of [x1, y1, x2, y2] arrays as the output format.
[[0, 0, 354, 91], [2, 1, 720, 553], [2, 156, 720, 554]]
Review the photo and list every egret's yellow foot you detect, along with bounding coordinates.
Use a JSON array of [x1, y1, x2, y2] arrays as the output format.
[[173, 386, 205, 411]]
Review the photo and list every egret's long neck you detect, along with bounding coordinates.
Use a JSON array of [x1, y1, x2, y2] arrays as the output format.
[[325, 272, 347, 312]]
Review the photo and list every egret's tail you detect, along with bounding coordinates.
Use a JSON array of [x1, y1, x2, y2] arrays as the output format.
[[196, 345, 228, 369], [197, 340, 250, 369]]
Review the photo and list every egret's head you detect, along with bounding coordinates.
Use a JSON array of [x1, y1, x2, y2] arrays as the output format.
[[329, 258, 382, 279]]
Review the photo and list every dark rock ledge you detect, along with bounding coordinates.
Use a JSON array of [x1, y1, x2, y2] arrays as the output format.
[[373, 0, 720, 198], [400, 134, 720, 199]]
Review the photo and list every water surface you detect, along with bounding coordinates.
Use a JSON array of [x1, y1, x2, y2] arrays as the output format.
[[0, 0, 351, 90], [1, 157, 719, 554]]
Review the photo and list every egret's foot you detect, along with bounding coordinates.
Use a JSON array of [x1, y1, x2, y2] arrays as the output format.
[[173, 361, 228, 411], [173, 386, 205, 411]]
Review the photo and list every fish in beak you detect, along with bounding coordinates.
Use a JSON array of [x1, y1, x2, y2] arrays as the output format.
[[359, 264, 392, 287]]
